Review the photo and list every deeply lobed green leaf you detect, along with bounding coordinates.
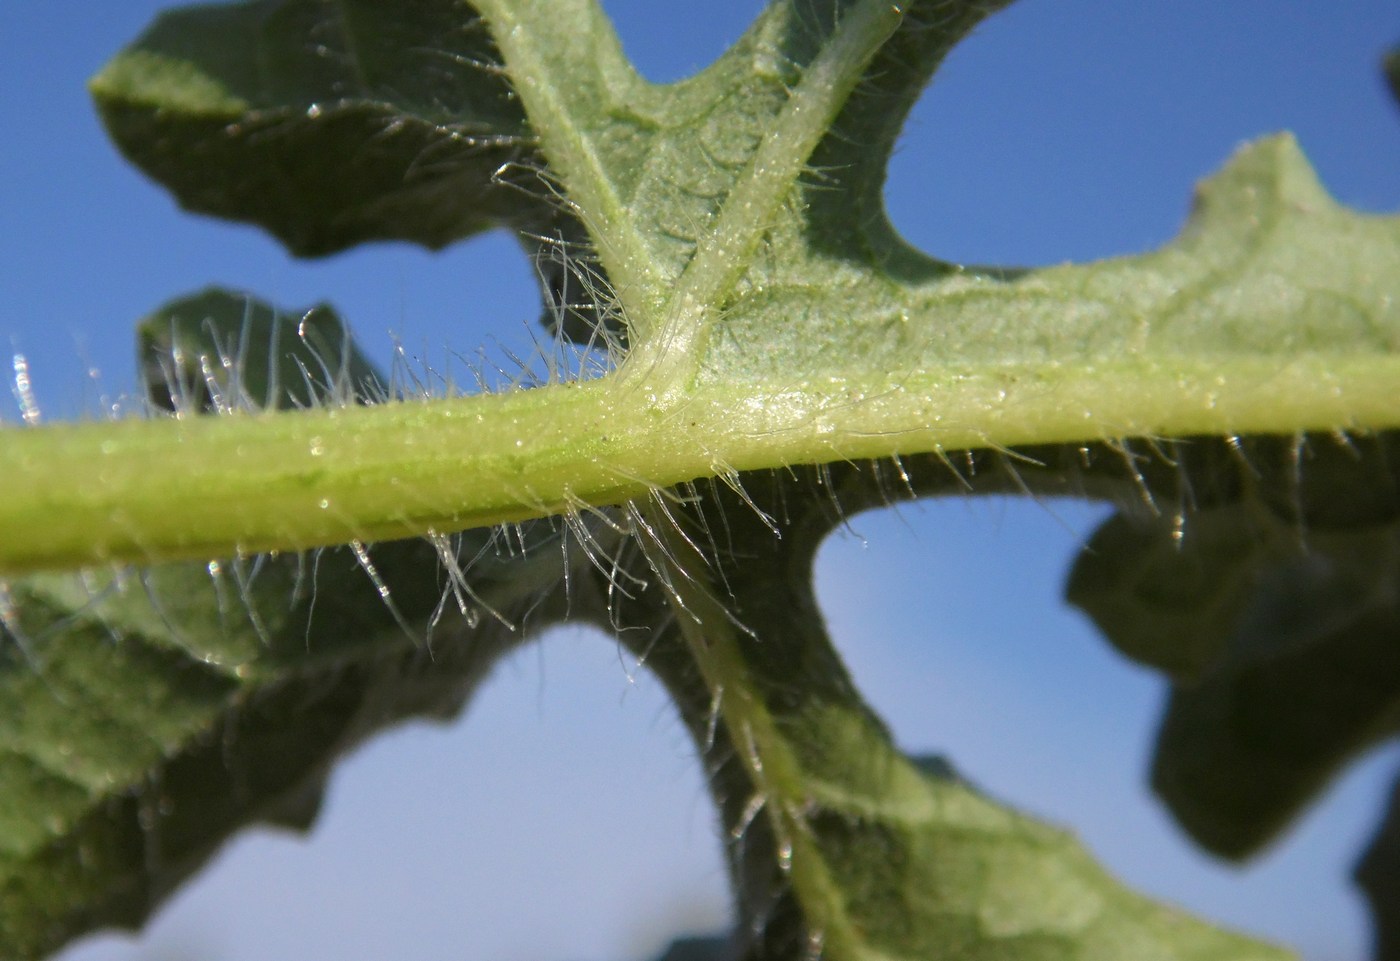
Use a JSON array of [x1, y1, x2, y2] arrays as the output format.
[[6, 0, 1400, 958]]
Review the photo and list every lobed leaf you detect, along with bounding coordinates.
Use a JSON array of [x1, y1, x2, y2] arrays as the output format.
[[9, 0, 1396, 576], [8, 0, 1400, 957]]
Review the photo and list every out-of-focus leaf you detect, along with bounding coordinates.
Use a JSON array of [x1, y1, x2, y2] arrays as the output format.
[[1068, 433, 1400, 860], [1067, 506, 1275, 680], [1151, 585, 1400, 860], [1069, 433, 1400, 681], [0, 292, 577, 959], [89, 0, 540, 256]]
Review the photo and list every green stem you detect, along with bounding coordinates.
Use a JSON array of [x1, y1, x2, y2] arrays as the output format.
[[2, 354, 1398, 574]]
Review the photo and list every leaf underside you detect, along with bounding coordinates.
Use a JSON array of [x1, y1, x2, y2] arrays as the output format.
[[6, 1, 1400, 959]]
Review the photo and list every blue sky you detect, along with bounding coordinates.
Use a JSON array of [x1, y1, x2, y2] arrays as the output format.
[[3, 2, 1399, 960]]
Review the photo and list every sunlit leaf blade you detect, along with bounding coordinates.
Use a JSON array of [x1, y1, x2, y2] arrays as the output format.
[[693, 132, 1400, 413], [89, 0, 540, 256], [0, 294, 572, 959], [1356, 767, 1400, 961]]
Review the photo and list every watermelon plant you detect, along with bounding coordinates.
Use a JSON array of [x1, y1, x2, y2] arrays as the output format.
[[2, 1, 1400, 959]]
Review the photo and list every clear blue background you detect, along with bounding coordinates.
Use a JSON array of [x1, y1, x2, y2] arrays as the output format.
[[2, 2, 1399, 960]]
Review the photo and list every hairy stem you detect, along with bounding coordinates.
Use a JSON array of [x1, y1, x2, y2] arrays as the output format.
[[2, 354, 1399, 574]]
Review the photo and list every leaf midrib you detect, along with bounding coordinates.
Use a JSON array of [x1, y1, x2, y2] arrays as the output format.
[[473, 0, 665, 322], [478, 0, 906, 393]]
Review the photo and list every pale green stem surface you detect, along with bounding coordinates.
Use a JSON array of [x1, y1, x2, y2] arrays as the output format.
[[2, 353, 1397, 575]]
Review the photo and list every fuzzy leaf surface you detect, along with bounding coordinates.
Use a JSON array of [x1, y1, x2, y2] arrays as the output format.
[[474, 0, 1400, 447]]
